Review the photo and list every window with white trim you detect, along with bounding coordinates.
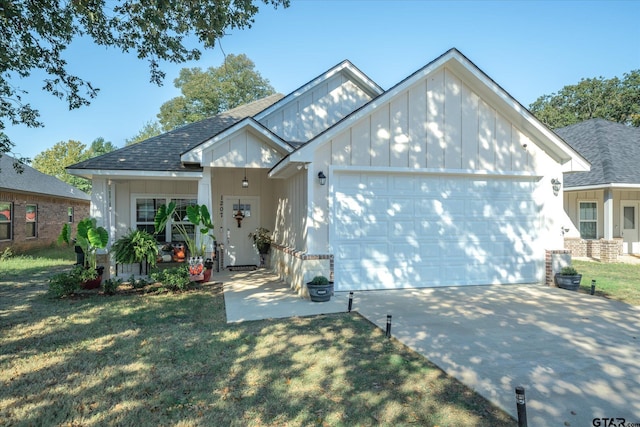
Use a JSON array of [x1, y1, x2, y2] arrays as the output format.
[[0, 202, 12, 241], [134, 197, 196, 242], [579, 201, 597, 239], [25, 204, 37, 238], [67, 207, 74, 223]]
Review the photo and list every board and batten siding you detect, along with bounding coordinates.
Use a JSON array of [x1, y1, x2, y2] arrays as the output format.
[[328, 67, 544, 172], [204, 128, 283, 168], [261, 72, 375, 143], [273, 171, 307, 251]]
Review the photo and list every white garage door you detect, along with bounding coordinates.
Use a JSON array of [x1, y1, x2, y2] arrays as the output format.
[[332, 172, 543, 291]]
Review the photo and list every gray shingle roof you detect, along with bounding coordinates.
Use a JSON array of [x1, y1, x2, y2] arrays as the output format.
[[0, 154, 90, 200], [555, 119, 640, 188], [68, 93, 284, 172]]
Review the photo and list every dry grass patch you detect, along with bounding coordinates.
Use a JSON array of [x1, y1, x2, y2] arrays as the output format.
[[1, 270, 514, 426]]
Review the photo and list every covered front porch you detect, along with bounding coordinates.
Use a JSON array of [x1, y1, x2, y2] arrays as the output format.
[[563, 186, 640, 261]]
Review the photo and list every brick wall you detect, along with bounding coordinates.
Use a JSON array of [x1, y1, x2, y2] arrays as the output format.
[[545, 249, 571, 286], [563, 237, 622, 263], [0, 190, 90, 253]]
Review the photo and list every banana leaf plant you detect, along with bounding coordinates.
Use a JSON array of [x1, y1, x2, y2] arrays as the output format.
[[154, 202, 215, 257], [58, 218, 109, 271]]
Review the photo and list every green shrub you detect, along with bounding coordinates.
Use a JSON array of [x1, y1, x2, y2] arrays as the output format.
[[128, 274, 149, 289], [73, 265, 98, 282], [112, 229, 159, 268], [560, 266, 579, 276], [309, 275, 329, 286], [102, 278, 123, 295], [48, 271, 80, 298], [150, 266, 193, 291]]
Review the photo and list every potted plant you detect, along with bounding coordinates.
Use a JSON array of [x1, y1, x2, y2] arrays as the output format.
[[58, 218, 109, 288], [306, 275, 333, 302], [555, 266, 582, 291], [248, 227, 272, 254], [154, 202, 216, 258], [111, 229, 159, 274], [155, 203, 216, 282]]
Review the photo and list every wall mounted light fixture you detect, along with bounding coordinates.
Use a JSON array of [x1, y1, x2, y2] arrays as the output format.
[[551, 178, 561, 195], [318, 171, 327, 186], [242, 169, 249, 188]]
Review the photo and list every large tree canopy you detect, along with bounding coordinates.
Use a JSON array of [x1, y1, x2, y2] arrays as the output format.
[[529, 70, 640, 129], [0, 0, 289, 163], [32, 137, 116, 193], [157, 53, 275, 131]]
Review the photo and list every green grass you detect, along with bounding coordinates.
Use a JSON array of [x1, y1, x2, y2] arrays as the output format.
[[573, 260, 640, 305], [0, 250, 514, 426], [0, 244, 76, 281]]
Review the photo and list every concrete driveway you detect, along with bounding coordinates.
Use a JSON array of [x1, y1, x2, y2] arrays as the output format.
[[352, 284, 640, 427], [223, 270, 640, 425]]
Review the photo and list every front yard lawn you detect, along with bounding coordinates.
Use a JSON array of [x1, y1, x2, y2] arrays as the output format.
[[0, 251, 514, 426], [573, 260, 640, 306]]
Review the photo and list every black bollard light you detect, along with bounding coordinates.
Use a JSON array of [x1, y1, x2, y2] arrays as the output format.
[[515, 386, 528, 427], [591, 279, 596, 295], [348, 292, 354, 312], [385, 315, 392, 338]]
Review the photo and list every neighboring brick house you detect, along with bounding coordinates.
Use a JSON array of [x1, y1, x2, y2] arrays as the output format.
[[0, 154, 90, 253]]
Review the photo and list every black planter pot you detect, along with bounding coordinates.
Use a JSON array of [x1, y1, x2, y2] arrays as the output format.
[[555, 273, 582, 291], [74, 245, 85, 266], [307, 282, 334, 302]]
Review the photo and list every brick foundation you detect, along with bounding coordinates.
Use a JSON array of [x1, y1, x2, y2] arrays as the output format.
[[563, 238, 622, 263], [545, 249, 572, 286]]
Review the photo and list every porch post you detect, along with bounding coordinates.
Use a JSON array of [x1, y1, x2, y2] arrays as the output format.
[[90, 177, 109, 227], [197, 167, 215, 257], [604, 188, 613, 240]]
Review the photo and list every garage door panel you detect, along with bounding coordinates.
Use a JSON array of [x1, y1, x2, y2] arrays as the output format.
[[333, 172, 542, 290], [388, 198, 415, 218], [335, 242, 361, 261], [391, 174, 415, 190]]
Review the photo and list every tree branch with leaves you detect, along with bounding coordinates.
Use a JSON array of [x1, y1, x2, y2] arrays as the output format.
[[0, 0, 289, 164]]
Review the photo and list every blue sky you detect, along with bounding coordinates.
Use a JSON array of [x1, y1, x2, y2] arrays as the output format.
[[5, 0, 640, 160]]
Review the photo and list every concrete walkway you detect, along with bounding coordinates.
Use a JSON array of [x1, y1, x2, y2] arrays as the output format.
[[222, 269, 348, 322], [222, 270, 640, 426]]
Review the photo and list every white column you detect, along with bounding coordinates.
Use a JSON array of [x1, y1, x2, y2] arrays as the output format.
[[197, 167, 214, 257], [604, 188, 613, 240], [90, 177, 108, 226]]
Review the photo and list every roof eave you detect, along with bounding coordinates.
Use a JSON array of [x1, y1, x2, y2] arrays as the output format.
[[565, 183, 640, 192], [67, 168, 203, 181]]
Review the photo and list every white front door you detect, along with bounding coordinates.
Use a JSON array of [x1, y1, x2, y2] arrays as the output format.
[[223, 196, 261, 266], [621, 201, 640, 254]]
